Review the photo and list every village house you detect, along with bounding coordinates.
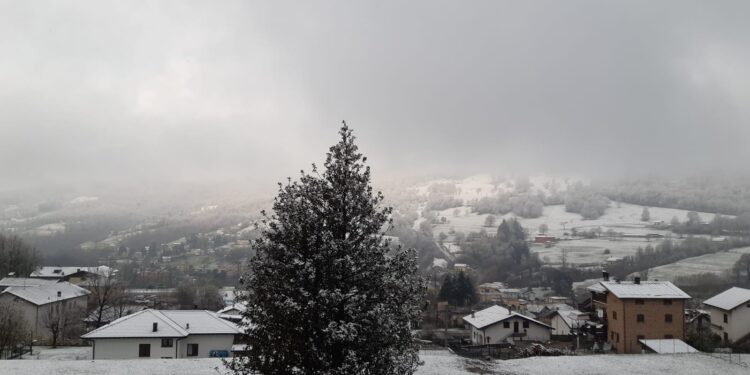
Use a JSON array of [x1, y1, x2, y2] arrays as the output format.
[[463, 305, 553, 345], [549, 308, 590, 336], [702, 287, 750, 344], [30, 265, 113, 285], [0, 280, 90, 344], [588, 273, 690, 353], [81, 309, 242, 359]]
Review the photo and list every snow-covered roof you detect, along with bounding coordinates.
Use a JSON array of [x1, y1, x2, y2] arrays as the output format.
[[30, 265, 113, 279], [598, 281, 690, 299], [703, 287, 750, 311], [586, 283, 607, 293], [1, 281, 90, 305], [462, 305, 552, 330], [639, 339, 699, 354], [161, 310, 241, 335], [217, 303, 247, 315], [0, 277, 58, 288], [82, 309, 241, 339], [554, 309, 589, 329]]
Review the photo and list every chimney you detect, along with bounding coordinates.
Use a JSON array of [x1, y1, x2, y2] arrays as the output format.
[[634, 275, 641, 285], [57, 291, 62, 297], [186, 323, 190, 330], [152, 322, 158, 332], [602, 271, 609, 281]]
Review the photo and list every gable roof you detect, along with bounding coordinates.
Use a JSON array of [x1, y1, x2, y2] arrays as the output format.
[[553, 309, 589, 329], [463, 305, 553, 330], [598, 281, 690, 299], [703, 287, 750, 311], [1, 281, 90, 305], [0, 277, 58, 289], [82, 309, 241, 339], [217, 302, 247, 315], [30, 265, 113, 279]]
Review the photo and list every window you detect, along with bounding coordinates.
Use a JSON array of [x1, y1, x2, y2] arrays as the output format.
[[637, 314, 645, 323], [522, 321, 529, 329], [503, 321, 510, 328], [724, 313, 728, 323], [665, 314, 673, 323], [187, 343, 199, 357], [664, 335, 673, 339], [138, 344, 151, 358], [161, 338, 173, 347], [635, 299, 644, 305], [616, 333, 620, 343], [486, 336, 491, 343], [663, 299, 672, 305], [612, 311, 617, 320]]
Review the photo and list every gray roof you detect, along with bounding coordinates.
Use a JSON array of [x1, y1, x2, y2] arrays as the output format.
[[82, 309, 241, 339], [1, 281, 90, 305], [598, 281, 690, 299], [0, 277, 58, 288], [462, 305, 553, 330], [703, 287, 750, 311]]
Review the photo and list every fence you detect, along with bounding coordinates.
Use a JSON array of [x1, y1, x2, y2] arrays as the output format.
[[707, 352, 750, 368]]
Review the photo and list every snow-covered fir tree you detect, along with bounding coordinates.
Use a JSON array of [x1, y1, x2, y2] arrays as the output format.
[[227, 123, 425, 375]]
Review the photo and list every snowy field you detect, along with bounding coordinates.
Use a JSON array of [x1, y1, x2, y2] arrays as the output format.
[[434, 203, 719, 239], [431, 202, 719, 267], [647, 246, 750, 282], [2, 349, 748, 375]]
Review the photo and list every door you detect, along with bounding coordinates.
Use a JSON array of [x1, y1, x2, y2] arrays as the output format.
[[513, 321, 519, 333]]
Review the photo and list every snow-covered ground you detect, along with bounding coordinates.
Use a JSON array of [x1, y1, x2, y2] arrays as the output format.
[[434, 203, 719, 239], [2, 349, 748, 375], [647, 246, 750, 282]]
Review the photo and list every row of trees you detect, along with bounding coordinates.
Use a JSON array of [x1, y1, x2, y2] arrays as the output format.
[[472, 192, 544, 218], [564, 183, 610, 219], [0, 234, 40, 278], [457, 219, 541, 284], [607, 237, 750, 279], [437, 272, 477, 307], [599, 176, 750, 216]]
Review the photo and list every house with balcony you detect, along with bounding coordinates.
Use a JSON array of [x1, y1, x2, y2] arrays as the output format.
[[463, 305, 552, 345], [702, 287, 750, 344], [588, 272, 690, 353]]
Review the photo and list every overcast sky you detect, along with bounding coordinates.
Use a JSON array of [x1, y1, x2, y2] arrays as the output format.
[[2, 1, 750, 193]]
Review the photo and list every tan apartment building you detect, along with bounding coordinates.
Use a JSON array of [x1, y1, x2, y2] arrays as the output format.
[[589, 274, 690, 353]]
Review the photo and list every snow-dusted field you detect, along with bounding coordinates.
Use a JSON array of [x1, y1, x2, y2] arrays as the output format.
[[430, 202, 725, 268], [2, 349, 748, 375], [434, 203, 719, 239], [647, 246, 750, 282]]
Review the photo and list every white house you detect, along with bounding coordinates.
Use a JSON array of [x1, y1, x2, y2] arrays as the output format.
[[702, 287, 750, 344], [463, 305, 552, 344], [217, 302, 247, 323], [0, 280, 90, 344], [549, 308, 589, 336], [81, 309, 242, 359]]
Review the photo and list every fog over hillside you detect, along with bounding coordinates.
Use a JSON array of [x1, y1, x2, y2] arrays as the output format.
[[3, 0, 750, 199]]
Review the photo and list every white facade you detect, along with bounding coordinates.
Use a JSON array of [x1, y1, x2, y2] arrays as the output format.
[[82, 309, 241, 359], [469, 315, 551, 344], [550, 314, 573, 335], [0, 286, 88, 344], [703, 287, 750, 343], [706, 304, 750, 343], [91, 334, 236, 359]]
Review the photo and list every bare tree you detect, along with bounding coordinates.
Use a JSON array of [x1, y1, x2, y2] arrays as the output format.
[[44, 302, 84, 347], [88, 267, 124, 327], [0, 301, 30, 359]]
